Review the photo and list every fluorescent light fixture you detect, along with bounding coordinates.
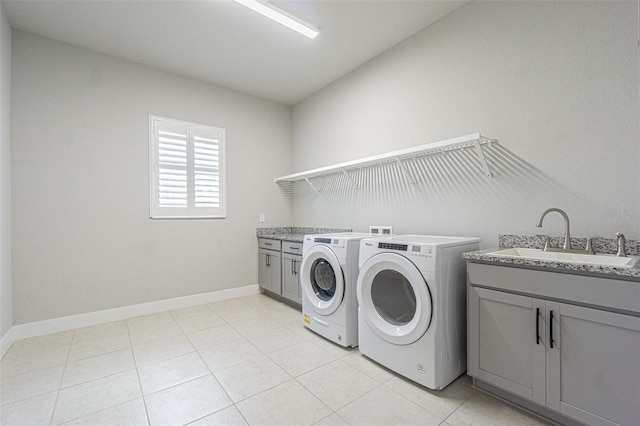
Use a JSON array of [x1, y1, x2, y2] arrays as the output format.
[[233, 0, 319, 39]]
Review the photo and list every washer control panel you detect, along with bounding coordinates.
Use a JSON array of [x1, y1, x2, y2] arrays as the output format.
[[312, 237, 347, 249], [313, 237, 332, 244]]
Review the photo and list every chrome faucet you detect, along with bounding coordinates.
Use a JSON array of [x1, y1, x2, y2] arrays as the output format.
[[616, 232, 627, 257], [536, 208, 572, 250]]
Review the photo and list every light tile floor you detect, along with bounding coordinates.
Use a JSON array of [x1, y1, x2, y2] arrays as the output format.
[[0, 294, 550, 425]]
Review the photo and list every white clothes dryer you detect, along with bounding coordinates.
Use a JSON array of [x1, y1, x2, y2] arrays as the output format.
[[357, 234, 480, 389], [300, 232, 371, 347]]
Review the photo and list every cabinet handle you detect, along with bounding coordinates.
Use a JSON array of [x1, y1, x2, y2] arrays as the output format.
[[536, 308, 540, 345], [549, 310, 554, 349], [266, 254, 270, 267], [294, 260, 298, 275], [289, 246, 299, 251], [264, 242, 273, 246]]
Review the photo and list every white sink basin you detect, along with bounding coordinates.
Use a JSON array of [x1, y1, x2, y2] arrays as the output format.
[[489, 248, 639, 269]]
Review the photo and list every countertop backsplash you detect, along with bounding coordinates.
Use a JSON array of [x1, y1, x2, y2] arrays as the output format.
[[499, 234, 640, 256], [257, 227, 352, 242], [457, 234, 640, 280]]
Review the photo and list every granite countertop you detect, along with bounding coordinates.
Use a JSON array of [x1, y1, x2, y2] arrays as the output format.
[[463, 234, 640, 281], [257, 227, 352, 243]]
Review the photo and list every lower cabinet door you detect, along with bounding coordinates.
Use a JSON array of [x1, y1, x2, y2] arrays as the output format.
[[282, 253, 301, 303], [468, 287, 546, 405], [268, 252, 281, 294], [546, 303, 640, 426], [258, 250, 270, 291], [259, 249, 281, 294]]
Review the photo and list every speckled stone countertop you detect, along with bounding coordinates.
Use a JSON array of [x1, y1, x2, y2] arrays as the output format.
[[463, 234, 640, 281], [256, 227, 352, 243]]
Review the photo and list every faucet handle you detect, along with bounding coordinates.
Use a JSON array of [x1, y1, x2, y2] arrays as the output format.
[[616, 232, 627, 257], [536, 234, 551, 251], [585, 237, 598, 254]]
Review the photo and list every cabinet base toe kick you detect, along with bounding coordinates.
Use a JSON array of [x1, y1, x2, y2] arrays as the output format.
[[472, 379, 585, 426], [260, 288, 302, 309]]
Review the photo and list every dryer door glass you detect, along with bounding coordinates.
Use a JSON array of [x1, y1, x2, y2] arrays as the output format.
[[311, 259, 337, 301], [371, 270, 416, 326], [356, 252, 432, 345]]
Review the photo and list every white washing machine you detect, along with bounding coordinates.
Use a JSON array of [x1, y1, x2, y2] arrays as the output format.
[[300, 232, 371, 347], [356, 234, 480, 389]]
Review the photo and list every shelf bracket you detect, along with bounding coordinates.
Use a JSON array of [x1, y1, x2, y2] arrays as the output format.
[[303, 177, 320, 194], [341, 168, 359, 189], [395, 157, 417, 185], [473, 139, 493, 178]]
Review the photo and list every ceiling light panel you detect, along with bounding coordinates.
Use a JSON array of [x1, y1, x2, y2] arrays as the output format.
[[233, 0, 319, 39]]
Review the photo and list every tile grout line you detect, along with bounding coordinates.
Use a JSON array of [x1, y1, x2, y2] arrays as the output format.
[[291, 374, 339, 417], [125, 317, 152, 426], [379, 379, 453, 425], [437, 384, 477, 426], [193, 300, 329, 422], [47, 330, 74, 426], [186, 305, 253, 425], [44, 324, 147, 424], [53, 305, 304, 423], [191, 334, 238, 421]]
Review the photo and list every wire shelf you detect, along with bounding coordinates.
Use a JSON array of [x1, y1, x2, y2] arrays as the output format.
[[274, 133, 498, 188]]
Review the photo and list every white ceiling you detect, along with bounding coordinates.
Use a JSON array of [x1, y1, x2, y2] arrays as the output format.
[[2, 0, 467, 106]]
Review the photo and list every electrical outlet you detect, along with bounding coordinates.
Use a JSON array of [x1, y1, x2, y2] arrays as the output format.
[[370, 225, 392, 235], [259, 213, 265, 222]]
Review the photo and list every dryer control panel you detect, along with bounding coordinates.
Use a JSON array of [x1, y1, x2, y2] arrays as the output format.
[[377, 242, 434, 259], [410, 244, 434, 260], [378, 242, 408, 251]]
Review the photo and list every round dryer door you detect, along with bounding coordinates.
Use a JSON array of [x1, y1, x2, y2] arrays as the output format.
[[357, 252, 432, 345], [300, 245, 345, 315]]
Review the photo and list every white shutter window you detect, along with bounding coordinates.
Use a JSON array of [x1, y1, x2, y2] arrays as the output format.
[[149, 116, 226, 219]]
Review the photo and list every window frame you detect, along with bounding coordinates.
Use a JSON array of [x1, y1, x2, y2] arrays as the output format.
[[149, 115, 227, 219]]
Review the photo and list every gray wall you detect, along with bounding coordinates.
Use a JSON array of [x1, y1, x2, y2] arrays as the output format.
[[6, 1, 640, 328], [290, 1, 639, 245], [11, 32, 292, 325], [1, 5, 12, 338]]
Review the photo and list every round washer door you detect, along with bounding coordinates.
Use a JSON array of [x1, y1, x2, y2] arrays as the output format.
[[357, 252, 432, 345], [300, 245, 345, 315]]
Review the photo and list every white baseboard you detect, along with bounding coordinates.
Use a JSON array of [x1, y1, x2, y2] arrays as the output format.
[[1, 284, 260, 359], [0, 326, 16, 359]]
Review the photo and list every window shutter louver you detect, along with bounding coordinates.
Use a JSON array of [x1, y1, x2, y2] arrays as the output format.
[[193, 128, 221, 208], [150, 116, 226, 219], [157, 123, 188, 208]]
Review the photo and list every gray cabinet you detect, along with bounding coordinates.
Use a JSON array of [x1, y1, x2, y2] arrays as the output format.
[[258, 239, 281, 294], [546, 303, 640, 426], [282, 253, 301, 304], [258, 239, 302, 306], [468, 263, 640, 426], [281, 241, 303, 305], [468, 287, 545, 405]]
